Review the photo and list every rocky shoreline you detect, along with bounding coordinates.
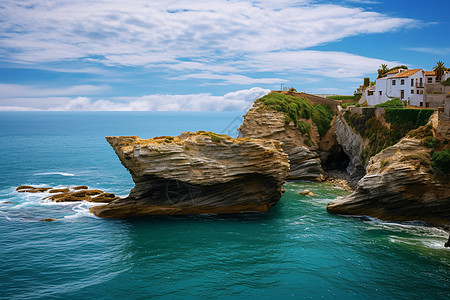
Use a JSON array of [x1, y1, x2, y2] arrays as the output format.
[[16, 92, 449, 237]]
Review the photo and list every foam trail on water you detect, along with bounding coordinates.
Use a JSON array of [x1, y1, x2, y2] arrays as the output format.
[[64, 201, 103, 220], [33, 172, 75, 176]]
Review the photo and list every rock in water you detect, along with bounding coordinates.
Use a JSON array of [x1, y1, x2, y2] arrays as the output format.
[[90, 131, 289, 218], [327, 132, 450, 227]]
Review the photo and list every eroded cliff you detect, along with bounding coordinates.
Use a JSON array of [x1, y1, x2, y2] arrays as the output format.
[[327, 124, 450, 227], [90, 131, 289, 218], [238, 93, 335, 180]]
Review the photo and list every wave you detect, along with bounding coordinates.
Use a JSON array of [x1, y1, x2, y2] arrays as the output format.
[[63, 202, 102, 220], [33, 172, 75, 177]]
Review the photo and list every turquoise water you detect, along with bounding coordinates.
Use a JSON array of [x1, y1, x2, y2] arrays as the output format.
[[0, 112, 449, 299]]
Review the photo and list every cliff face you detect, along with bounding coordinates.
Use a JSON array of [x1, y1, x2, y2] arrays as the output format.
[[334, 116, 366, 179], [327, 132, 450, 227], [238, 102, 326, 180], [91, 132, 289, 218]]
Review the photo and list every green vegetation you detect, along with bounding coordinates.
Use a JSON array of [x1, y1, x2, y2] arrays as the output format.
[[164, 136, 174, 143], [441, 78, 450, 86], [344, 108, 434, 166], [423, 136, 439, 148], [298, 121, 310, 135], [341, 102, 355, 109], [377, 65, 408, 78], [258, 93, 334, 136], [375, 98, 403, 108], [364, 77, 370, 87], [403, 152, 431, 167], [198, 131, 228, 143], [432, 149, 450, 175], [433, 61, 446, 81], [326, 95, 358, 100], [384, 109, 434, 128]]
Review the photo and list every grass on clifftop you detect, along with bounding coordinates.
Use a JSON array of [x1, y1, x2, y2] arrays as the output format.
[[375, 98, 403, 108], [257, 93, 334, 137], [344, 109, 434, 165]]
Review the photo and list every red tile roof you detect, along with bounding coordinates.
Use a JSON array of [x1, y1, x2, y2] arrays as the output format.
[[390, 69, 422, 78], [424, 71, 435, 76], [385, 69, 402, 75]]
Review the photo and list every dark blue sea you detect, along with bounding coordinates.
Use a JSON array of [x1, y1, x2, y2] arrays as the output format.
[[0, 112, 449, 299]]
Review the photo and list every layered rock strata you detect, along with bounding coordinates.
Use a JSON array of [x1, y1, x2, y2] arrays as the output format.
[[327, 134, 450, 227], [90, 132, 289, 218], [334, 116, 366, 179], [238, 102, 326, 180]]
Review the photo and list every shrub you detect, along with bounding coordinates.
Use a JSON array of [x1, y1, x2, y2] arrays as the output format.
[[375, 98, 403, 108], [441, 78, 450, 86], [384, 108, 433, 128], [258, 93, 334, 136], [355, 103, 361, 107], [298, 121, 310, 135], [423, 136, 439, 148], [327, 95, 357, 100], [344, 108, 434, 166], [432, 150, 450, 175], [341, 102, 355, 109]]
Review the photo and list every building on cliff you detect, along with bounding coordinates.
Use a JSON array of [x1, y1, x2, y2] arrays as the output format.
[[365, 69, 450, 107]]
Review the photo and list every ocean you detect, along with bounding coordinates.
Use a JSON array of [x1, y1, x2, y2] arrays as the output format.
[[0, 112, 449, 299]]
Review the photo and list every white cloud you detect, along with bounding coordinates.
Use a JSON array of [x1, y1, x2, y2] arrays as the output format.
[[173, 73, 287, 85], [0, 84, 109, 97], [345, 0, 381, 4], [241, 50, 402, 79], [0, 0, 415, 69], [404, 47, 450, 56], [0, 87, 270, 111]]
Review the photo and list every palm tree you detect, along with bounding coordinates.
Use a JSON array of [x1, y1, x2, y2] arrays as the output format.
[[433, 61, 446, 81], [377, 64, 388, 78]]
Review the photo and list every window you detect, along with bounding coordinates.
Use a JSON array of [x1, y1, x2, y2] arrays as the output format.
[[411, 90, 414, 94], [411, 79, 414, 86], [392, 80, 396, 85], [427, 77, 432, 83], [368, 91, 374, 96], [417, 90, 419, 94], [436, 78, 441, 83], [420, 102, 423, 107], [401, 79, 405, 85], [379, 91, 382, 96]]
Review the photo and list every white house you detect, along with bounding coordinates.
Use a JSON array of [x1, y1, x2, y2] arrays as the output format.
[[366, 69, 425, 106], [366, 69, 450, 107]]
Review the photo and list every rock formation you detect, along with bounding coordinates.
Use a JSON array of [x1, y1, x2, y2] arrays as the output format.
[[334, 116, 366, 179], [238, 101, 326, 180], [327, 126, 450, 227], [90, 131, 289, 218], [16, 185, 119, 203]]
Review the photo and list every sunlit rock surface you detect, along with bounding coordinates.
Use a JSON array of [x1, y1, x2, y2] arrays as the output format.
[[91, 131, 289, 218]]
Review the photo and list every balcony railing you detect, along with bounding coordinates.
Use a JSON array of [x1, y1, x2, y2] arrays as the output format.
[[415, 83, 424, 88]]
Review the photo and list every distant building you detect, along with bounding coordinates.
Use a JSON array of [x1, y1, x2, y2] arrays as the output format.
[[365, 69, 450, 107]]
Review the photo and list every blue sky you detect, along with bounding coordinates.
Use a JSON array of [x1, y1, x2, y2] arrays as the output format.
[[0, 0, 449, 111]]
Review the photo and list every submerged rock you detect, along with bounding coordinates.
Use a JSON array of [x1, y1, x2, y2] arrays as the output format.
[[40, 218, 56, 222], [300, 190, 317, 196], [90, 131, 289, 218], [16, 186, 52, 193], [327, 133, 450, 227]]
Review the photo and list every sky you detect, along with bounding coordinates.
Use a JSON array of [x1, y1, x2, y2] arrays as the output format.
[[0, 0, 449, 111]]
